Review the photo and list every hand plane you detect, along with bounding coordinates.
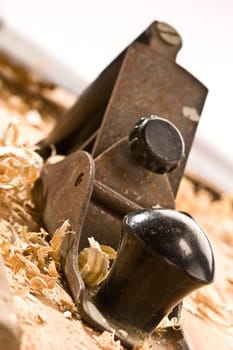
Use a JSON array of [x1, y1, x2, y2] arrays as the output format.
[[33, 21, 214, 349]]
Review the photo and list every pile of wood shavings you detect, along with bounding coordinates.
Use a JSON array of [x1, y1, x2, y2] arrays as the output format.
[[176, 178, 233, 339], [0, 63, 124, 349], [0, 79, 56, 146], [0, 121, 43, 228], [0, 121, 125, 350]]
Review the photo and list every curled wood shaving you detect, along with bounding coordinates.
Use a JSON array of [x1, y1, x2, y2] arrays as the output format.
[[45, 154, 65, 165], [0, 121, 43, 228], [50, 219, 72, 268], [0, 220, 57, 293], [0, 216, 78, 316], [156, 316, 181, 330], [100, 245, 117, 260], [78, 237, 116, 287], [0, 77, 57, 145]]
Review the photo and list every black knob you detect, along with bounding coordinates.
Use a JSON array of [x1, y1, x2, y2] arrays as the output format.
[[95, 208, 214, 334], [129, 116, 185, 174]]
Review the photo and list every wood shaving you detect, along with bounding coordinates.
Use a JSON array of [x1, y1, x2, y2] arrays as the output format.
[[0, 87, 56, 146], [0, 121, 43, 228], [100, 244, 117, 260], [156, 316, 181, 330], [78, 237, 112, 286], [50, 219, 72, 267]]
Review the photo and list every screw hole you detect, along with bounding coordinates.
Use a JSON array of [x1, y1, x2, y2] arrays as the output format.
[[74, 172, 84, 187]]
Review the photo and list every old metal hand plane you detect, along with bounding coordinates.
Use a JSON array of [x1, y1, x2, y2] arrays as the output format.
[[34, 21, 214, 349]]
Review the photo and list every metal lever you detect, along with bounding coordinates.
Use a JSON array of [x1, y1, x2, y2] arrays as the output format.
[[33, 150, 95, 302]]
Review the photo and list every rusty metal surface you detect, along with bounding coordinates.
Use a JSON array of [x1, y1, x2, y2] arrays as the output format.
[[95, 138, 174, 209], [92, 42, 207, 195], [80, 202, 122, 250], [33, 150, 95, 303], [38, 21, 182, 157], [0, 254, 21, 350], [80, 138, 174, 251], [93, 180, 143, 215]]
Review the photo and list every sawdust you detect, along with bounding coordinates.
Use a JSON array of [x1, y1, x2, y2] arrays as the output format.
[[0, 121, 43, 228], [0, 80, 56, 146], [176, 178, 233, 338], [0, 84, 124, 349]]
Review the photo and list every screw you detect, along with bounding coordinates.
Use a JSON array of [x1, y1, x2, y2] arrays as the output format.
[[156, 22, 182, 47]]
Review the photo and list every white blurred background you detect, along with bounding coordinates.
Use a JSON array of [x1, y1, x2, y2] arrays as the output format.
[[0, 0, 232, 192]]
